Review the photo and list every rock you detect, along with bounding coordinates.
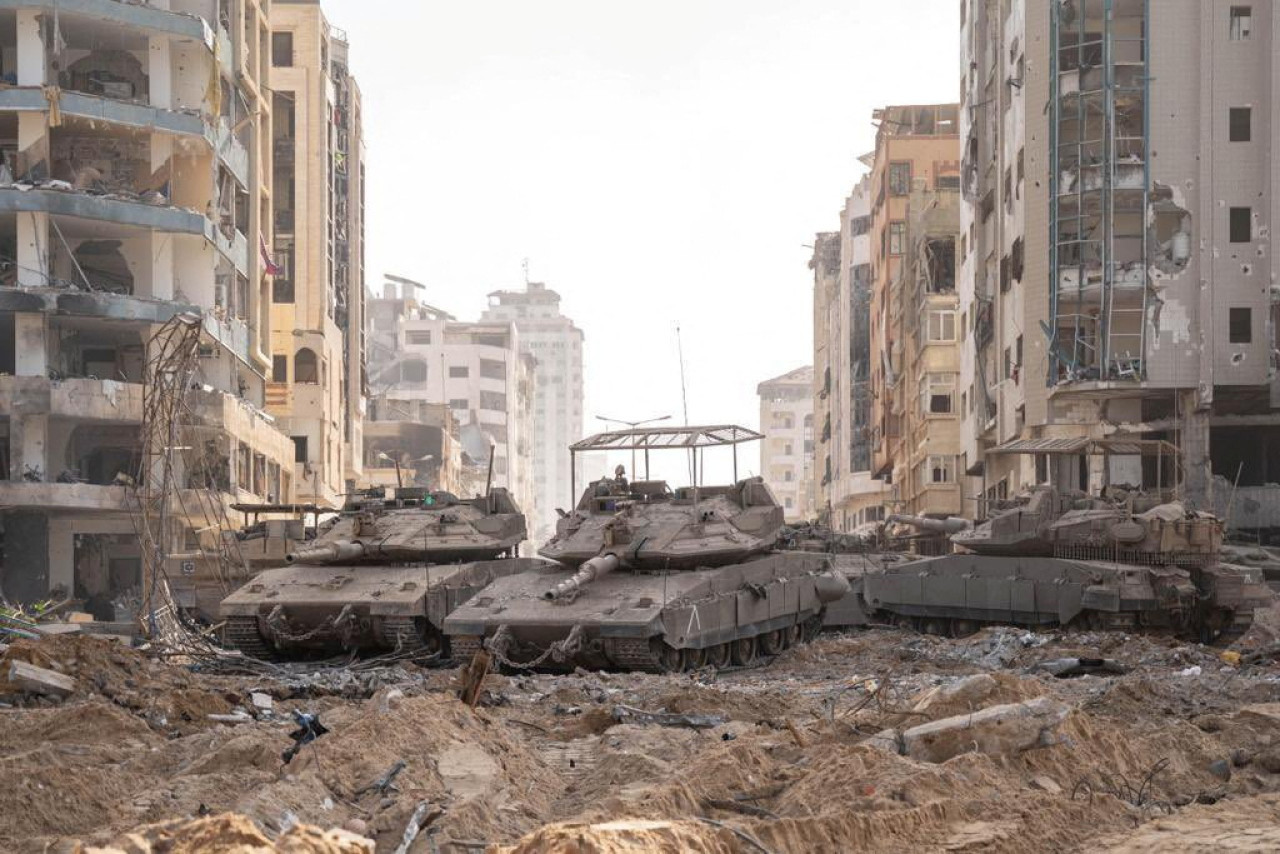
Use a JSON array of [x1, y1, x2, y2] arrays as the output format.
[[863, 729, 901, 754], [901, 697, 1071, 764], [1236, 704, 1280, 727], [344, 818, 368, 836], [1177, 665, 1202, 677], [1029, 775, 1062, 794], [911, 673, 998, 713], [250, 692, 273, 711], [1257, 750, 1280, 774], [1209, 759, 1232, 781], [1232, 748, 1252, 768], [6, 660, 76, 697]]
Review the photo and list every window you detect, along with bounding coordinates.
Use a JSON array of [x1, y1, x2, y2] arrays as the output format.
[[480, 391, 507, 411], [291, 436, 308, 464], [850, 215, 870, 237], [1230, 6, 1252, 40], [927, 311, 956, 342], [1230, 107, 1252, 142], [961, 391, 967, 419], [449, 398, 469, 410], [936, 174, 960, 191], [294, 348, 318, 384], [272, 355, 287, 382], [1003, 347, 1012, 380], [783, 469, 794, 483], [888, 162, 912, 196], [449, 365, 469, 378], [888, 221, 906, 255], [785, 497, 794, 510], [405, 330, 432, 345], [401, 359, 427, 385], [1230, 307, 1252, 343], [272, 32, 294, 66], [1015, 334, 1023, 367], [479, 358, 506, 380], [1230, 207, 1252, 243], [921, 372, 955, 415], [784, 442, 794, 456], [924, 455, 955, 484]]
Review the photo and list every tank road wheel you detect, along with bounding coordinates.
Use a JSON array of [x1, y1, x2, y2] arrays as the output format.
[[801, 613, 824, 643], [921, 618, 948, 637], [759, 628, 787, 656], [783, 623, 801, 649], [704, 643, 731, 669], [683, 647, 707, 671], [731, 636, 758, 667], [654, 640, 685, 673], [952, 619, 981, 638], [225, 616, 280, 661]]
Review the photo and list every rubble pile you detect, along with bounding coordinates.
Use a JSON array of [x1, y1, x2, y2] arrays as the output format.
[[3, 613, 1280, 852]]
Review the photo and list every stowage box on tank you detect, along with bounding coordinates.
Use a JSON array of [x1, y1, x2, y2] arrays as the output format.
[[220, 487, 537, 658]]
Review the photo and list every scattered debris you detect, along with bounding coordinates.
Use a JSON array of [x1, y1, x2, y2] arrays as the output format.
[[5, 659, 76, 697], [392, 801, 442, 854], [1030, 657, 1128, 678], [901, 696, 1071, 763], [282, 710, 330, 764], [612, 704, 728, 729], [356, 759, 407, 797]]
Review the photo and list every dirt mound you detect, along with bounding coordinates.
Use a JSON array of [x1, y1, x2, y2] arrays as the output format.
[[81, 812, 373, 853], [1092, 794, 1280, 852], [498, 818, 737, 854]]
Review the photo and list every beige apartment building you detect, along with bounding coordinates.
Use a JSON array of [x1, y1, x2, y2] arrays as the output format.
[[0, 0, 298, 614], [867, 104, 963, 518], [265, 0, 365, 508], [958, 0, 1280, 534], [812, 176, 890, 531], [758, 366, 815, 523]]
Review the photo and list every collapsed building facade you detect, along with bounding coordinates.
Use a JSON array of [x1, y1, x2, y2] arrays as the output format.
[[959, 0, 1280, 533], [364, 396, 465, 495], [0, 0, 299, 615], [367, 278, 538, 520], [266, 0, 365, 508]]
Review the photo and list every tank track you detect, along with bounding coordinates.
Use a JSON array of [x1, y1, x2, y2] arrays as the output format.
[[224, 616, 280, 661], [379, 616, 438, 655], [603, 638, 666, 673], [450, 635, 484, 663]]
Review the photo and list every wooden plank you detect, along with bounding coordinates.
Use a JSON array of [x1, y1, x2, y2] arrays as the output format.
[[7, 660, 76, 696]]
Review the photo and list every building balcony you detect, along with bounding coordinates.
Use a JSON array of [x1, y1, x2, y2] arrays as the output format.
[[0, 0, 214, 44], [0, 376, 144, 422], [0, 480, 131, 512]]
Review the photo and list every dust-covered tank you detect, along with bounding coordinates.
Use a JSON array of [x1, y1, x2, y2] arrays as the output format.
[[831, 473, 1269, 641], [444, 425, 849, 671], [220, 486, 541, 658]]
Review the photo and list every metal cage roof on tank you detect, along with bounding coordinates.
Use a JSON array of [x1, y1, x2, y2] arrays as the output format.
[[570, 424, 763, 452]]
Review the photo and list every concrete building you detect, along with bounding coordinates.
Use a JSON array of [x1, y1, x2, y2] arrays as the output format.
[[867, 104, 963, 517], [0, 0, 296, 613], [812, 176, 891, 531], [364, 397, 465, 496], [367, 280, 538, 523], [266, 0, 365, 509], [958, 1, 1280, 533], [758, 366, 815, 523], [480, 281, 583, 541]]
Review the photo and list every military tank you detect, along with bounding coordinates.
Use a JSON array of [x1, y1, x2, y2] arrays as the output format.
[[444, 425, 849, 672], [220, 486, 540, 659], [826, 486, 1269, 641]]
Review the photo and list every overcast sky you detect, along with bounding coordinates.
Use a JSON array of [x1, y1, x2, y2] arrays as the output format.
[[324, 0, 960, 484]]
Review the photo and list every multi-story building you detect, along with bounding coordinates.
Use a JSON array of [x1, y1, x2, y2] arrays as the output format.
[[480, 281, 583, 540], [0, 0, 296, 613], [364, 397, 465, 496], [810, 232, 840, 519], [813, 177, 891, 531], [867, 104, 962, 517], [958, 1, 1280, 533], [265, 0, 365, 509], [758, 366, 815, 522], [367, 280, 538, 522]]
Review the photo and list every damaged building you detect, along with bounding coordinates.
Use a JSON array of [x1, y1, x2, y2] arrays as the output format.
[[0, 0, 298, 615], [364, 396, 465, 496], [867, 103, 963, 518], [758, 365, 816, 523], [959, 0, 1280, 534]]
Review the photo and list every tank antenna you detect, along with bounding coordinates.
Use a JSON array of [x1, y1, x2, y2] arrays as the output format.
[[676, 324, 692, 483], [485, 441, 496, 505]]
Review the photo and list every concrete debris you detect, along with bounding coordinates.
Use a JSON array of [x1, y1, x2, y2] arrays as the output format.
[[901, 697, 1072, 763], [612, 704, 729, 729], [251, 692, 274, 711], [911, 673, 998, 712], [1030, 657, 1129, 678], [6, 659, 76, 697]]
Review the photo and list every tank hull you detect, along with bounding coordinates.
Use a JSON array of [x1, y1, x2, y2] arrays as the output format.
[[444, 552, 848, 672], [220, 557, 546, 658], [824, 553, 1270, 640]]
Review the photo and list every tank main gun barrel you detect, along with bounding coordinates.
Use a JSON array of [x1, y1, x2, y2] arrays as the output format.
[[544, 553, 620, 601], [285, 540, 368, 564], [885, 514, 971, 535]]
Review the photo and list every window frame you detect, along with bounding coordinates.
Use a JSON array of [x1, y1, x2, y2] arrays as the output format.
[[1230, 6, 1252, 41], [1229, 307, 1252, 344], [1230, 207, 1252, 243], [1229, 106, 1252, 142], [888, 221, 906, 256]]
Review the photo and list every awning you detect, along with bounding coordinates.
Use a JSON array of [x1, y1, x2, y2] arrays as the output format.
[[987, 437, 1180, 457]]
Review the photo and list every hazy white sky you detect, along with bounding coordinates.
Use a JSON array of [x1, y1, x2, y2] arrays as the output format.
[[325, 0, 959, 483]]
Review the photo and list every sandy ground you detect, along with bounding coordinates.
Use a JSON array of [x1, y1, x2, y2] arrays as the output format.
[[4, 605, 1280, 853]]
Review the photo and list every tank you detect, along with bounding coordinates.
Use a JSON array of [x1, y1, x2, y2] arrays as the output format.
[[825, 487, 1269, 642], [220, 487, 540, 659], [444, 425, 850, 672]]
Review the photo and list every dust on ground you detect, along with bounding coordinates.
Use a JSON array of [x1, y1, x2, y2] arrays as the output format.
[[5, 606, 1280, 853]]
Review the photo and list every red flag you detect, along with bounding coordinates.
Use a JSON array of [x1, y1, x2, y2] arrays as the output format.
[[260, 235, 283, 276]]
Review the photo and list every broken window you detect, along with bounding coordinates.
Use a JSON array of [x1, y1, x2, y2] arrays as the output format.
[[924, 454, 954, 484], [292, 436, 308, 464], [921, 372, 955, 415], [1011, 237, 1025, 281], [272, 32, 294, 67], [1230, 307, 1252, 343], [400, 358, 427, 385], [1230, 6, 1252, 40], [272, 355, 287, 382], [1230, 207, 1252, 243], [294, 347, 318, 383], [849, 215, 870, 237], [935, 174, 960, 191], [888, 221, 906, 255], [1230, 107, 1252, 142], [479, 391, 507, 411], [405, 330, 432, 345], [888, 162, 911, 196]]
